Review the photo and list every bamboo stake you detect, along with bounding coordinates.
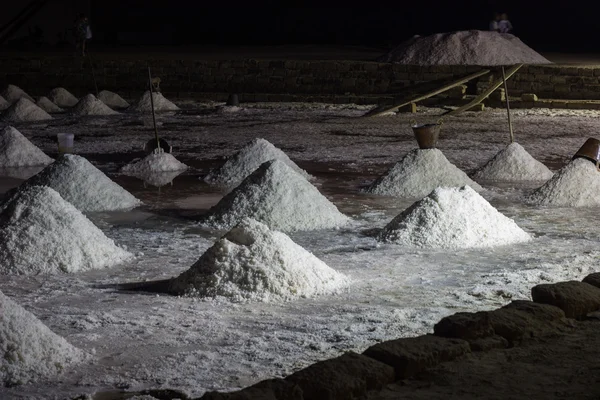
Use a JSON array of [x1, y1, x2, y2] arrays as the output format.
[[147, 66, 160, 152], [502, 66, 515, 143]]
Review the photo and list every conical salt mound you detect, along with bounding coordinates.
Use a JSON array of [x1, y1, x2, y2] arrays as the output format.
[[0, 289, 87, 386], [121, 152, 188, 174], [473, 142, 554, 181], [168, 218, 349, 302], [129, 90, 179, 112], [378, 30, 551, 65], [379, 186, 531, 249], [0, 126, 53, 167], [366, 149, 482, 198], [2, 98, 52, 123], [47, 87, 78, 108], [205, 138, 312, 187], [98, 90, 130, 109], [71, 94, 119, 116], [0, 186, 133, 275], [528, 158, 600, 207], [204, 160, 349, 231], [36, 96, 64, 113], [19, 154, 142, 212], [0, 95, 9, 111], [1, 85, 34, 103], [137, 170, 184, 187]]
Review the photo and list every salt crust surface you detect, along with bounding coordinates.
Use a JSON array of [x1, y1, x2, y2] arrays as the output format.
[[47, 87, 78, 108], [205, 138, 312, 187], [169, 218, 349, 302], [379, 30, 551, 65], [0, 126, 53, 167], [528, 157, 600, 207], [1, 85, 34, 103], [204, 160, 349, 232], [98, 90, 130, 109], [366, 148, 482, 198], [20, 154, 142, 212], [473, 142, 554, 181], [121, 152, 188, 174], [2, 98, 52, 123], [0, 95, 9, 111], [71, 94, 119, 116], [379, 185, 532, 249], [130, 91, 180, 112], [0, 290, 87, 386], [36, 96, 63, 113]]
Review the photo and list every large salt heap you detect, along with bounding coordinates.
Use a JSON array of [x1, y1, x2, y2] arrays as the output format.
[[19, 154, 142, 212], [204, 160, 349, 231], [36, 96, 64, 113], [473, 142, 553, 181], [2, 98, 52, 123], [71, 94, 119, 116], [205, 138, 312, 187], [47, 87, 79, 108], [168, 218, 349, 302], [528, 157, 600, 207], [378, 30, 551, 65], [98, 90, 130, 109], [1, 85, 35, 103], [366, 149, 482, 198], [121, 152, 188, 174], [0, 186, 133, 275], [129, 91, 179, 112], [0, 126, 53, 167], [379, 186, 531, 249], [0, 290, 87, 386]]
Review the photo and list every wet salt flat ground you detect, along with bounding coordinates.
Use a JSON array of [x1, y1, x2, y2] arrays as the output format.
[[1, 103, 600, 399]]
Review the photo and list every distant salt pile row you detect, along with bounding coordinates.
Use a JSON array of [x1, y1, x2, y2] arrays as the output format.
[[379, 186, 532, 249], [379, 30, 551, 65], [130, 90, 179, 112], [0, 126, 53, 167], [366, 149, 481, 198], [205, 138, 312, 187], [168, 218, 349, 302], [473, 142, 554, 181], [204, 160, 349, 232], [0, 186, 133, 275], [71, 94, 118, 116], [98, 90, 130, 109], [0, 290, 86, 386], [47, 87, 78, 108], [528, 157, 600, 207], [121, 152, 188, 174], [36, 96, 63, 113], [2, 98, 52, 122], [1, 84, 34, 103]]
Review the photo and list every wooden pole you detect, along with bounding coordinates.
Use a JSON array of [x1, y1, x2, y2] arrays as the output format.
[[147, 66, 160, 151], [501, 66, 515, 143]]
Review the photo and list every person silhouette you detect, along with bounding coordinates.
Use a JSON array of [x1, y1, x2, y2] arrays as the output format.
[[498, 13, 513, 33]]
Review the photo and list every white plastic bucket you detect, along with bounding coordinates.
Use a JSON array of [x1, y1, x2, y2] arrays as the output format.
[[57, 133, 74, 154]]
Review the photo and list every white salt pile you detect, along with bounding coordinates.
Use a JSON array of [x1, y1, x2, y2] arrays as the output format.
[[0, 289, 87, 386], [379, 186, 532, 249], [528, 157, 600, 207], [378, 30, 551, 65], [0, 186, 133, 275], [1, 84, 35, 103], [138, 170, 184, 187], [20, 154, 142, 212], [98, 90, 130, 109], [71, 94, 119, 116], [121, 152, 188, 174], [168, 218, 349, 302], [47, 87, 78, 108], [0, 126, 53, 167], [204, 160, 349, 232], [205, 138, 312, 187], [366, 148, 482, 198], [129, 90, 179, 112], [0, 95, 9, 111], [36, 96, 64, 113], [473, 142, 554, 181], [2, 98, 52, 123]]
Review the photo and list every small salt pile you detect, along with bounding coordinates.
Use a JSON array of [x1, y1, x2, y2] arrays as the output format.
[[204, 160, 349, 232], [36, 96, 64, 113], [0, 289, 87, 386], [47, 87, 78, 108], [473, 142, 553, 181], [71, 94, 119, 116], [0, 95, 9, 111], [168, 218, 349, 302], [2, 98, 52, 123], [138, 170, 184, 187], [121, 152, 188, 174], [0, 186, 133, 275], [129, 90, 179, 112], [98, 90, 130, 109], [366, 149, 481, 198], [205, 138, 312, 187], [528, 157, 600, 207], [379, 186, 531, 249], [0, 126, 53, 167], [20, 154, 142, 212], [1, 84, 35, 103]]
